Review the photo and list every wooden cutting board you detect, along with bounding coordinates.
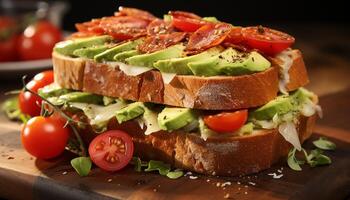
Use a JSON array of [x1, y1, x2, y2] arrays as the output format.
[[0, 114, 349, 200]]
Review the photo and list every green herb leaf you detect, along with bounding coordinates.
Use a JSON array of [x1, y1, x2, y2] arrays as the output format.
[[287, 147, 303, 171], [71, 157, 92, 176], [144, 160, 171, 176], [166, 170, 184, 179], [307, 149, 332, 167], [313, 137, 336, 150], [1, 97, 30, 123], [132, 157, 142, 172]]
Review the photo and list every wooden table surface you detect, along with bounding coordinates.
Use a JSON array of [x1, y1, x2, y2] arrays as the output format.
[[0, 23, 349, 200]]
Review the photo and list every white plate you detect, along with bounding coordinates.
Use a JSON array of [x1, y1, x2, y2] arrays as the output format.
[[0, 59, 52, 71]]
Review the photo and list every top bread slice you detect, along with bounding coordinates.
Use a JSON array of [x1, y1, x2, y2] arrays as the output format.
[[52, 49, 309, 110]]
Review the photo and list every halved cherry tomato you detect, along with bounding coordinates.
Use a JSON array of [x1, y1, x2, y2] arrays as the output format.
[[21, 116, 69, 159], [18, 70, 54, 117], [241, 26, 295, 55], [89, 130, 134, 172], [171, 17, 208, 32], [118, 7, 157, 22], [204, 110, 248, 133], [187, 23, 232, 51]]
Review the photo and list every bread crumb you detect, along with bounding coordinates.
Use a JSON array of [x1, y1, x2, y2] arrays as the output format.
[[221, 182, 231, 187], [244, 185, 248, 188], [107, 178, 113, 182], [238, 187, 241, 190], [189, 176, 198, 180], [216, 182, 221, 187], [237, 181, 241, 185], [224, 193, 230, 199], [268, 173, 283, 179], [248, 182, 256, 186], [244, 191, 248, 195], [153, 188, 157, 192], [62, 171, 67, 175], [206, 179, 210, 182]]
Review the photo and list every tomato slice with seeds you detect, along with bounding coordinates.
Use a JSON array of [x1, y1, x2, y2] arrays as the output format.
[[88, 130, 134, 172], [187, 23, 232, 51], [241, 26, 295, 55], [224, 27, 244, 44], [204, 110, 248, 133], [169, 10, 208, 32]]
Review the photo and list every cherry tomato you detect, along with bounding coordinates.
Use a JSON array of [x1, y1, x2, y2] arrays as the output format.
[[89, 130, 134, 172], [17, 20, 62, 60], [241, 26, 295, 55], [224, 27, 245, 44], [204, 110, 248, 133], [172, 17, 208, 32], [21, 116, 69, 159], [18, 70, 54, 117], [0, 16, 17, 62]]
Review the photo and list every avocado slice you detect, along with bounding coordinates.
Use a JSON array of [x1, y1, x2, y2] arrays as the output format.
[[291, 88, 314, 105], [113, 50, 140, 62], [38, 84, 71, 98], [153, 47, 222, 75], [54, 35, 112, 56], [59, 92, 103, 104], [73, 45, 110, 59], [219, 51, 271, 76], [158, 107, 197, 131], [188, 48, 270, 76], [126, 44, 185, 68], [94, 39, 143, 62], [115, 102, 145, 124], [251, 96, 294, 120]]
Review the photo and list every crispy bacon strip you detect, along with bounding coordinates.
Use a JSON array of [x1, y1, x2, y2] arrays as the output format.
[[186, 23, 232, 51], [138, 32, 187, 53]]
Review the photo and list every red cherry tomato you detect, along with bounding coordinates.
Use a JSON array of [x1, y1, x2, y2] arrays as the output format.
[[21, 116, 69, 159], [18, 70, 54, 117], [17, 20, 62, 60], [241, 26, 295, 55], [0, 16, 17, 62], [204, 110, 248, 133], [89, 130, 134, 172], [172, 17, 208, 32]]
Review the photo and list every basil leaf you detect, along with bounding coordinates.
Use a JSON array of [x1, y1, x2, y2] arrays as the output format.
[[313, 137, 336, 150], [144, 160, 171, 175], [166, 170, 184, 179], [71, 157, 92, 176], [287, 147, 302, 171], [309, 154, 332, 167]]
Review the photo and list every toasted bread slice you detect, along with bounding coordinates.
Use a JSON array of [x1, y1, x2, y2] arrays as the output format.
[[53, 49, 309, 110], [74, 114, 315, 176]]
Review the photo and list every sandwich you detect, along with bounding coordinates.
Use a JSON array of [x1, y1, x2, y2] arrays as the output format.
[[37, 7, 321, 176]]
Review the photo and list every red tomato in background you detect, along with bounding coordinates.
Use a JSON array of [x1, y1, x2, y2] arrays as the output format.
[[204, 110, 248, 133], [21, 116, 69, 159], [17, 20, 62, 60], [18, 70, 54, 117], [0, 16, 17, 61], [89, 130, 134, 172]]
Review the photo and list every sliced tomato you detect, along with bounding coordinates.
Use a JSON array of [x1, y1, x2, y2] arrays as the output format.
[[187, 23, 232, 51], [204, 110, 248, 133], [99, 16, 148, 40], [224, 27, 244, 44], [68, 32, 99, 39], [172, 17, 209, 32], [169, 11, 202, 19], [147, 19, 174, 35], [89, 130, 134, 172], [138, 32, 187, 53], [241, 26, 295, 55], [118, 7, 157, 22]]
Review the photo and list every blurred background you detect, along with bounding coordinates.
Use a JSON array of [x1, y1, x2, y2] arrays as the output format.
[[0, 0, 349, 96]]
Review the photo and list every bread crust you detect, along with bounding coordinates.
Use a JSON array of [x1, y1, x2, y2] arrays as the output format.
[[74, 114, 316, 176], [53, 49, 309, 110]]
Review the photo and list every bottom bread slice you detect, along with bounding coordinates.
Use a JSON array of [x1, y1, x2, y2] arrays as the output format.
[[75, 113, 316, 176]]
